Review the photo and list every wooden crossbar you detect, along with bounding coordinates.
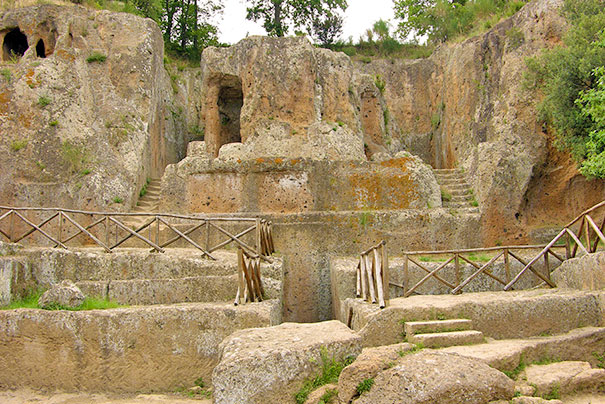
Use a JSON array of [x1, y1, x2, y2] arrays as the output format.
[[405, 256, 454, 297]]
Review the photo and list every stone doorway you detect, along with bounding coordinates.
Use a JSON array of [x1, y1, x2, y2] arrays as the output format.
[[2, 27, 28, 61], [205, 74, 244, 157], [217, 77, 243, 149]]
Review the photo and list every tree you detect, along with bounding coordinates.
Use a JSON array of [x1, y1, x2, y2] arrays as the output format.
[[160, 0, 223, 60], [578, 66, 605, 178], [311, 12, 344, 45], [245, 0, 347, 37], [525, 0, 605, 171]]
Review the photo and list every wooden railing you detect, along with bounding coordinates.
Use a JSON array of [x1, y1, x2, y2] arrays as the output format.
[[0, 206, 274, 260], [398, 244, 564, 297], [356, 241, 389, 308], [357, 201, 605, 299], [234, 248, 265, 305], [504, 200, 605, 290]]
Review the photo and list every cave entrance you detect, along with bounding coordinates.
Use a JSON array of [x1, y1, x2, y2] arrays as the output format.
[[217, 77, 243, 152], [3, 28, 28, 61], [36, 39, 45, 58]]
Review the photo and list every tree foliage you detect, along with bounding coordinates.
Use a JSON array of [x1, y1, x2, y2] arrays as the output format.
[[245, 0, 347, 38], [578, 66, 605, 177], [525, 0, 605, 176], [393, 0, 527, 44]]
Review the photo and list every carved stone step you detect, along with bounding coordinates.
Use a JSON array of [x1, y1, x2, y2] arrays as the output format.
[[409, 330, 485, 348], [404, 319, 473, 336]]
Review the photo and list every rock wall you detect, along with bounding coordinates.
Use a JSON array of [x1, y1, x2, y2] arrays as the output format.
[[358, 0, 605, 244], [0, 4, 189, 211], [161, 150, 441, 214]]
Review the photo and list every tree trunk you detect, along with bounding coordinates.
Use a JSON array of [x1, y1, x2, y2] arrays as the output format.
[[273, 0, 283, 36]]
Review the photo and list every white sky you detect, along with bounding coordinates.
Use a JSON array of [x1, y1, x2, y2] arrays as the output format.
[[217, 0, 396, 44]]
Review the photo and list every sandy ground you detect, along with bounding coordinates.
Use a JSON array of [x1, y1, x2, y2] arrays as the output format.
[[0, 389, 212, 404]]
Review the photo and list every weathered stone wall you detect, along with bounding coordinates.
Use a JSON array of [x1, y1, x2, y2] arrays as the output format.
[[344, 289, 605, 347], [161, 154, 441, 214], [357, 0, 605, 244], [0, 4, 189, 211], [552, 252, 605, 291], [0, 302, 280, 392]]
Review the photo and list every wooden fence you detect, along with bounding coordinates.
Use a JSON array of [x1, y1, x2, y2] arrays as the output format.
[[235, 248, 265, 305], [0, 206, 274, 260], [356, 241, 389, 308], [357, 200, 605, 299], [504, 200, 605, 290]]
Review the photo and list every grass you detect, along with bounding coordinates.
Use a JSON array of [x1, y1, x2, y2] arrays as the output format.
[[139, 177, 150, 197], [49, 120, 58, 127], [318, 388, 338, 404], [441, 188, 452, 202], [1, 290, 123, 311], [10, 139, 28, 151], [294, 348, 356, 404], [465, 253, 492, 262], [355, 378, 374, 395], [542, 383, 560, 400], [61, 140, 91, 174], [593, 351, 605, 369], [397, 343, 425, 357], [112, 196, 123, 204], [374, 75, 386, 95], [37, 95, 51, 107], [1, 68, 12, 83], [501, 355, 562, 380], [418, 255, 448, 262], [86, 51, 107, 63]]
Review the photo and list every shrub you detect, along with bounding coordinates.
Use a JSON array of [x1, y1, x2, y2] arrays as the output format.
[[356, 378, 374, 395], [86, 51, 107, 63]]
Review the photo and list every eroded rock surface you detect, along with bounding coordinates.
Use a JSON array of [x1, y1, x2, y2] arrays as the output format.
[[37, 279, 84, 309], [351, 351, 514, 404], [212, 320, 362, 404]]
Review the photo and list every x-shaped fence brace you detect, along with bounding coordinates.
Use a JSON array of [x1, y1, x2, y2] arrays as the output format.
[[359, 200, 605, 298], [235, 248, 265, 305], [0, 207, 274, 261]]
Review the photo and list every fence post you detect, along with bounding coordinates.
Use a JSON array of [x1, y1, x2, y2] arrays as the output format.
[[58, 211, 63, 244], [381, 243, 389, 304], [544, 249, 551, 281], [565, 232, 571, 259], [255, 218, 262, 256], [105, 216, 110, 248], [403, 254, 408, 298], [454, 253, 460, 288], [504, 248, 510, 284], [9, 210, 14, 242]]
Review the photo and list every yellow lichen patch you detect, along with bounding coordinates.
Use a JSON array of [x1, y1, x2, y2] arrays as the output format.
[[56, 49, 75, 62], [274, 158, 283, 164], [0, 90, 12, 114], [17, 110, 35, 129], [347, 167, 414, 210], [256, 157, 265, 164], [379, 157, 413, 170], [290, 159, 300, 165]]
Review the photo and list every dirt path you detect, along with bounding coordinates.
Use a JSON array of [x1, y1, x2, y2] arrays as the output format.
[[0, 389, 211, 404]]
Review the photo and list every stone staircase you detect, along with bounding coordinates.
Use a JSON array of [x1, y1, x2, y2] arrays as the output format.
[[66, 250, 283, 306], [133, 178, 161, 214], [404, 318, 485, 348], [433, 168, 479, 212]]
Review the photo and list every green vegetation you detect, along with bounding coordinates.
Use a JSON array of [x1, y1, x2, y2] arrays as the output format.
[[542, 383, 561, 400], [294, 348, 356, 404], [397, 342, 425, 356], [37, 95, 51, 107], [86, 51, 107, 63], [394, 0, 529, 44], [418, 255, 448, 262], [1, 289, 123, 311], [374, 74, 386, 95], [61, 141, 91, 174], [1, 68, 12, 83], [355, 378, 374, 395], [440, 188, 452, 202], [318, 388, 338, 404], [10, 139, 28, 152], [245, 0, 347, 40], [593, 351, 605, 369], [49, 120, 58, 127], [502, 355, 562, 380], [139, 177, 151, 197], [465, 252, 491, 262], [112, 196, 124, 204], [525, 0, 605, 178]]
